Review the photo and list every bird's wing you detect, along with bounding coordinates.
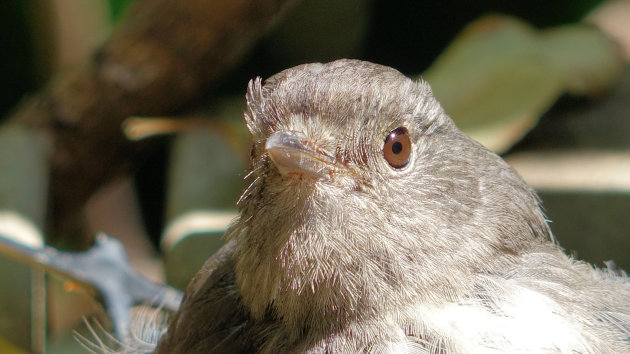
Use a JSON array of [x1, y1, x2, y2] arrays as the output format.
[[155, 239, 255, 353], [185, 238, 238, 298]]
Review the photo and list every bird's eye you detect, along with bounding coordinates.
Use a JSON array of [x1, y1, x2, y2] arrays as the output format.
[[383, 127, 411, 169]]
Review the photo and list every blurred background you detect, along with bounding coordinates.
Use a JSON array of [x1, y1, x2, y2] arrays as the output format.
[[0, 0, 629, 352]]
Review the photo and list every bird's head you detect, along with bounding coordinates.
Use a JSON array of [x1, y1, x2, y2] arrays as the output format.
[[230, 59, 552, 331]]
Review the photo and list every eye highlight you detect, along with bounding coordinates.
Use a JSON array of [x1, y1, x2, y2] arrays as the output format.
[[383, 127, 411, 169]]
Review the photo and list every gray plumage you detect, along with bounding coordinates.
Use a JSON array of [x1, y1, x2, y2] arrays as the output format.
[[155, 59, 630, 353]]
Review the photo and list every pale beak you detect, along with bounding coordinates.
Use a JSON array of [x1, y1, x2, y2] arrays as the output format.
[[265, 130, 340, 179]]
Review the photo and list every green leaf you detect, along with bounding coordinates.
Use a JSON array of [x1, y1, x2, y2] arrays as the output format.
[[423, 14, 623, 153], [107, 0, 135, 23], [541, 25, 624, 96], [423, 15, 564, 153]]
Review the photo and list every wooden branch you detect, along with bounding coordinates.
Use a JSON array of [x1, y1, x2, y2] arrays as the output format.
[[8, 0, 293, 247]]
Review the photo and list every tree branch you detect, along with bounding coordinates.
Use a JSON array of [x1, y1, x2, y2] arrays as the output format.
[[9, 0, 293, 247]]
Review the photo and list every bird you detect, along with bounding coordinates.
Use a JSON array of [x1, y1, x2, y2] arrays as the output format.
[[152, 59, 630, 353]]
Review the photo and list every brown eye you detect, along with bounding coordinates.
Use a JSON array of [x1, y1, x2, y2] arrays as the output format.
[[383, 127, 411, 168]]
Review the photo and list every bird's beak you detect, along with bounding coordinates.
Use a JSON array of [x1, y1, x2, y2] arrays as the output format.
[[265, 130, 340, 180]]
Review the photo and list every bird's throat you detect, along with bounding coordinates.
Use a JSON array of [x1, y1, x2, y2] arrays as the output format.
[[232, 216, 369, 333]]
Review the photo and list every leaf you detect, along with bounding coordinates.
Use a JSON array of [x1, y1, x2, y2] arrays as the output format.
[[422, 14, 623, 153], [107, 0, 135, 23], [541, 24, 624, 96]]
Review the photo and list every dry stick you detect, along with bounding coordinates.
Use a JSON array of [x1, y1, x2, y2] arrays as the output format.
[[9, 0, 293, 247]]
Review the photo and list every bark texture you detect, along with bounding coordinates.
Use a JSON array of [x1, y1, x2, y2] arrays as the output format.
[[9, 0, 292, 247]]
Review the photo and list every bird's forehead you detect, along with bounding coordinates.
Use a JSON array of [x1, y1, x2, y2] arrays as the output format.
[[244, 60, 444, 157], [260, 62, 428, 133]]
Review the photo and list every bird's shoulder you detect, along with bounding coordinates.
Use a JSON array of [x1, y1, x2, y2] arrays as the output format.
[[156, 240, 254, 353]]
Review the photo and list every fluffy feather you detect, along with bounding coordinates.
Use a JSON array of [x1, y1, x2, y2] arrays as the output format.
[[150, 59, 630, 353]]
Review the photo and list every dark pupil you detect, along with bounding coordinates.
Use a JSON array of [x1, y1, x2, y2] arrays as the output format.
[[392, 141, 403, 154]]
